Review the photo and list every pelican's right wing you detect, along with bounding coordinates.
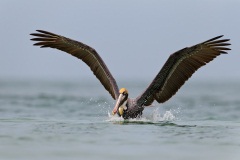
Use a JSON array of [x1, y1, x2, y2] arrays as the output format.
[[30, 30, 119, 100], [136, 35, 231, 106]]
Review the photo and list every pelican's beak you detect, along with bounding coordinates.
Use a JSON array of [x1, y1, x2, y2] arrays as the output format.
[[112, 94, 124, 115]]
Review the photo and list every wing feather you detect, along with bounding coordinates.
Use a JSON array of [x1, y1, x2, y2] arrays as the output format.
[[30, 30, 119, 99], [137, 35, 231, 106]]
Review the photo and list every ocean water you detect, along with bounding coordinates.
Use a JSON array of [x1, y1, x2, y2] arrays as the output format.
[[0, 79, 240, 160]]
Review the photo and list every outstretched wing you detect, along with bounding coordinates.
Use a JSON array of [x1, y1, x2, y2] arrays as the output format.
[[30, 30, 119, 99], [137, 35, 231, 106]]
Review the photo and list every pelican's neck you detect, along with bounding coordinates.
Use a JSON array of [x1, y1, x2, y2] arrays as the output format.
[[121, 98, 128, 110]]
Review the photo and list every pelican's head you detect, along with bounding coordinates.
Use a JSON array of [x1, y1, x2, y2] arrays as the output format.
[[112, 88, 128, 116]]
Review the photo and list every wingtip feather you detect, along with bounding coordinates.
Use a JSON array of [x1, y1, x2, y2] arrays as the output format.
[[204, 35, 224, 43], [35, 30, 57, 36]]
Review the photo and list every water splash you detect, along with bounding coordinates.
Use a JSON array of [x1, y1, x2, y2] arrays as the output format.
[[106, 108, 178, 123], [151, 108, 177, 122]]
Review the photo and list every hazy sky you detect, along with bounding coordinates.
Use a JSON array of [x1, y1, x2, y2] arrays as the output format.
[[1, 0, 239, 83]]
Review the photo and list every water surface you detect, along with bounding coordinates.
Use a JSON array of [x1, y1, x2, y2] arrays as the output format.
[[0, 80, 240, 160]]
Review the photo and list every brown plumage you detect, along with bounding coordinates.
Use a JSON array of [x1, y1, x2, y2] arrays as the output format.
[[136, 36, 231, 106], [31, 30, 119, 100], [30, 30, 231, 119]]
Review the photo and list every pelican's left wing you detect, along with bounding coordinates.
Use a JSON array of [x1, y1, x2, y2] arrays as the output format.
[[136, 35, 231, 106], [30, 30, 119, 99]]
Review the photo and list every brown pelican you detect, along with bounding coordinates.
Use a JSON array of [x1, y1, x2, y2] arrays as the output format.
[[30, 30, 231, 119]]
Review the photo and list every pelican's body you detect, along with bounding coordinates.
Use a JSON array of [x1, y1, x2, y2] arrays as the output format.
[[117, 97, 142, 119], [30, 30, 231, 119]]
